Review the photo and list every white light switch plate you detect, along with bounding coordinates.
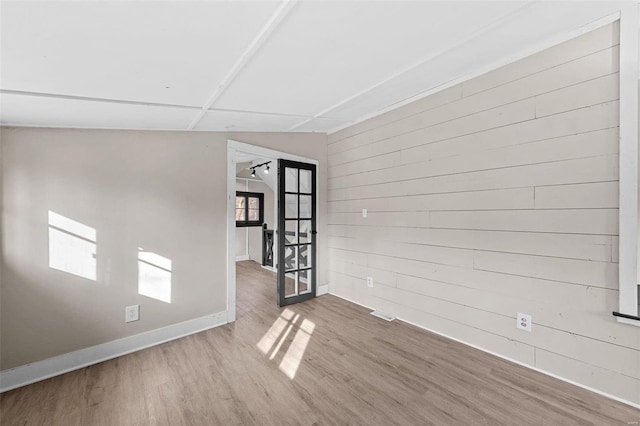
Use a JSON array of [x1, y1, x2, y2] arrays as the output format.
[[362, 209, 368, 218]]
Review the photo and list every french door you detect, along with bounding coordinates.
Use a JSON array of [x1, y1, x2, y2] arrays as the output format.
[[277, 159, 316, 306]]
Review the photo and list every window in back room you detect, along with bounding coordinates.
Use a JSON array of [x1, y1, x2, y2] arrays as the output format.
[[236, 191, 264, 227]]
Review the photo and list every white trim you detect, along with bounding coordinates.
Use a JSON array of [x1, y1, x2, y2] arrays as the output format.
[[619, 3, 640, 318], [188, 0, 298, 129], [227, 139, 322, 317], [272, 175, 278, 268], [400, 319, 640, 411], [232, 180, 251, 262], [370, 310, 396, 322], [0, 311, 228, 393], [328, 291, 640, 410], [227, 145, 238, 322], [316, 284, 329, 296], [0, 123, 322, 133], [616, 316, 640, 327], [235, 176, 264, 183], [228, 140, 319, 166], [327, 11, 622, 135], [0, 123, 233, 133]]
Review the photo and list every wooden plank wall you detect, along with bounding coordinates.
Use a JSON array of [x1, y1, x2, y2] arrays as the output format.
[[327, 22, 640, 405]]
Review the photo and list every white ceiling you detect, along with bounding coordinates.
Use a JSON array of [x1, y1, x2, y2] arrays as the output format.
[[0, 1, 630, 133]]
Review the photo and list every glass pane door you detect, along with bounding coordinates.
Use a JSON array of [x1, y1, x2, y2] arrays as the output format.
[[277, 159, 316, 306]]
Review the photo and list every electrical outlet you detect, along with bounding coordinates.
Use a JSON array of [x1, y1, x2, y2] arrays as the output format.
[[125, 305, 140, 323], [362, 208, 368, 218], [517, 312, 532, 332], [366, 276, 374, 288]]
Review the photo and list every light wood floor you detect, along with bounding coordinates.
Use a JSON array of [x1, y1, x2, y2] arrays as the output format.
[[1, 261, 638, 425]]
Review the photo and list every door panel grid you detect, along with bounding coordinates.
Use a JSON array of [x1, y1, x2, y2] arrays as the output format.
[[278, 160, 316, 306]]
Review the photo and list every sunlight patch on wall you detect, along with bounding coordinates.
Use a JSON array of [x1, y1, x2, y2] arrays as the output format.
[[138, 249, 172, 303], [48, 210, 97, 281]]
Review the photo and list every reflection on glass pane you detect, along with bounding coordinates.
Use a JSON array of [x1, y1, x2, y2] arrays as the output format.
[[285, 194, 298, 218], [285, 271, 297, 298], [300, 169, 312, 193], [299, 269, 311, 294], [299, 220, 311, 243], [236, 208, 246, 221], [299, 195, 312, 218], [236, 197, 245, 208], [284, 245, 297, 271], [298, 244, 310, 269], [285, 220, 297, 244], [285, 167, 298, 193], [249, 209, 259, 221], [249, 197, 259, 209]]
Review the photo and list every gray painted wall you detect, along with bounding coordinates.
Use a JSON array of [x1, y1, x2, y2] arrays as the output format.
[[0, 128, 327, 370]]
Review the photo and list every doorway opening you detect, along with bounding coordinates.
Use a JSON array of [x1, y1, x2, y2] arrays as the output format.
[[226, 140, 319, 323]]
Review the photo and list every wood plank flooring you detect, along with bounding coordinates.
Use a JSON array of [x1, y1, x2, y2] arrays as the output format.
[[1, 260, 638, 425]]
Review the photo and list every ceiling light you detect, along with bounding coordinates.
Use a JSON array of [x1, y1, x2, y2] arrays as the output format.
[[249, 161, 271, 178]]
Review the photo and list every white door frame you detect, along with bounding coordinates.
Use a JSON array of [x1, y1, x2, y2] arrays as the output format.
[[617, 3, 639, 325], [227, 139, 319, 322]]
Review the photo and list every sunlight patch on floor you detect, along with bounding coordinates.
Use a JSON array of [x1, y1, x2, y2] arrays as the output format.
[[279, 318, 315, 379], [270, 314, 298, 360], [256, 308, 315, 380], [257, 308, 294, 354]]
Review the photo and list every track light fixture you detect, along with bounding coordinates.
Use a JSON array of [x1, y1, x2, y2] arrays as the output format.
[[249, 161, 272, 177]]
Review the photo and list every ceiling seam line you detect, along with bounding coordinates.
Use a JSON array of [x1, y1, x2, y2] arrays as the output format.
[[286, 0, 539, 132], [1, 89, 330, 119], [186, 0, 299, 130], [0, 89, 202, 110]]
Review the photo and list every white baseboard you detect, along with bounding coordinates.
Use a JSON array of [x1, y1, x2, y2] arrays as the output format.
[[0, 310, 228, 393], [235, 255, 250, 261], [316, 284, 329, 296], [328, 291, 640, 411]]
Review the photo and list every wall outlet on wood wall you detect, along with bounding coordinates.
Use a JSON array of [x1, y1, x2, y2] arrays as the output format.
[[517, 313, 532, 332]]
